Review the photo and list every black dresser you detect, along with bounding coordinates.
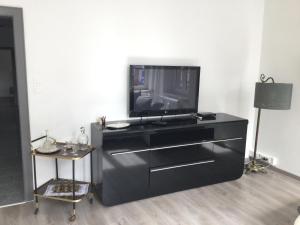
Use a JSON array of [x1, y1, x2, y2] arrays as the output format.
[[91, 113, 248, 206]]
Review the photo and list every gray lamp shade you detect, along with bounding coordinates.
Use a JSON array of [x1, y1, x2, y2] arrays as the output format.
[[254, 83, 293, 110]]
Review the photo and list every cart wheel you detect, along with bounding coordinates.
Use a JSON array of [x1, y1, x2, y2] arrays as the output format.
[[69, 214, 76, 222], [89, 198, 93, 204], [34, 208, 39, 215]]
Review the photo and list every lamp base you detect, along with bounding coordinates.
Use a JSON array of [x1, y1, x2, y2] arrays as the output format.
[[245, 160, 267, 174]]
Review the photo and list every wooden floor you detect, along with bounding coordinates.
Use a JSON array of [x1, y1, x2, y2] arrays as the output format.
[[1, 170, 300, 225]]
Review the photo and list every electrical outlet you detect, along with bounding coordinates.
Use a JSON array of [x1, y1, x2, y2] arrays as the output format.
[[248, 151, 277, 166], [257, 152, 277, 166]]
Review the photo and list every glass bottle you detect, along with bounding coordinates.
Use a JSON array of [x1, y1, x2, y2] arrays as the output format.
[[78, 127, 88, 150]]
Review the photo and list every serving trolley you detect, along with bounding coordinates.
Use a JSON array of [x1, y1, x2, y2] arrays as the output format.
[[31, 136, 96, 221]]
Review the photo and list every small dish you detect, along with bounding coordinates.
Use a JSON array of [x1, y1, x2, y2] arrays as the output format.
[[36, 145, 61, 154], [106, 122, 130, 129]]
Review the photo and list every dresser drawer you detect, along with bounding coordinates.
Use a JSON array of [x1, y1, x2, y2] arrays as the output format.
[[150, 142, 214, 167], [149, 159, 215, 195]]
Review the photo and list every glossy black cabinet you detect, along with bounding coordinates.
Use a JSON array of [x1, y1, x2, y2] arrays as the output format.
[[91, 113, 248, 206]]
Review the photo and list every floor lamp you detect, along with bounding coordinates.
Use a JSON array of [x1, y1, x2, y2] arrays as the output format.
[[245, 74, 293, 173]]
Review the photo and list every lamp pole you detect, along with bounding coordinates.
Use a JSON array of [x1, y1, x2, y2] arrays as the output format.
[[246, 107, 266, 173], [245, 74, 274, 173], [253, 108, 261, 163]]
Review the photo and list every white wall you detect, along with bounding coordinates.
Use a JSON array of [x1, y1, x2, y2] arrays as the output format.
[[0, 0, 264, 185], [258, 0, 300, 176]]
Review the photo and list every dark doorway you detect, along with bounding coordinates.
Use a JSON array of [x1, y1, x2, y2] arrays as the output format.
[[0, 7, 32, 206], [0, 17, 24, 206]]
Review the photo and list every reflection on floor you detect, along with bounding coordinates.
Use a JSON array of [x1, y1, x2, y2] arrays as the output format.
[[0, 98, 23, 206]]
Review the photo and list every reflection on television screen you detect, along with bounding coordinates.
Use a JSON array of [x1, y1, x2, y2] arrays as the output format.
[[130, 65, 200, 117]]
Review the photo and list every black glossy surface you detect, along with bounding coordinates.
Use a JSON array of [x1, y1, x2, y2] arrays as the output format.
[[149, 161, 215, 196], [150, 127, 214, 146], [213, 139, 246, 182], [91, 113, 248, 206], [102, 149, 149, 204], [150, 143, 214, 168]]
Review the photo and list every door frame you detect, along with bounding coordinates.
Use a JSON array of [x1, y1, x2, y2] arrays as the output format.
[[0, 6, 32, 201]]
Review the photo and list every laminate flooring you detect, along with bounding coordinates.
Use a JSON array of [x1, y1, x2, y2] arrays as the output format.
[[0, 169, 299, 225]]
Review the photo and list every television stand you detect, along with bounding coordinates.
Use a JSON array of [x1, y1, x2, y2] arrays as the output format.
[[91, 113, 248, 206]]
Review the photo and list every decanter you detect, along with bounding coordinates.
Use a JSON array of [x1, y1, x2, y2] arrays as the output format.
[[77, 127, 88, 149]]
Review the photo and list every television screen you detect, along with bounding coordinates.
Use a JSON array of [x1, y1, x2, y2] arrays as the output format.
[[129, 65, 200, 117]]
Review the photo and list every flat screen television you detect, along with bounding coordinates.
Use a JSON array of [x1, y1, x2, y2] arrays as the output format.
[[129, 65, 200, 117]]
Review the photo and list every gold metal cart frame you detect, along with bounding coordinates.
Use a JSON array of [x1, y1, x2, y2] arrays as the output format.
[[31, 136, 95, 221]]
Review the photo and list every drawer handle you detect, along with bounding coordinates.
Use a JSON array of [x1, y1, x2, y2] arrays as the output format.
[[111, 149, 148, 156], [150, 137, 243, 151], [110, 137, 243, 156], [150, 160, 215, 172]]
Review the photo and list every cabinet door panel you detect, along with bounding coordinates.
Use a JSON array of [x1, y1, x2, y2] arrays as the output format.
[[102, 150, 149, 205], [213, 139, 246, 182]]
